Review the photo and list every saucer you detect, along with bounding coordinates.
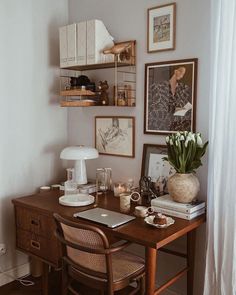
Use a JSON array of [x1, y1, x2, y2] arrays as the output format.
[[144, 215, 175, 228], [59, 194, 95, 207]]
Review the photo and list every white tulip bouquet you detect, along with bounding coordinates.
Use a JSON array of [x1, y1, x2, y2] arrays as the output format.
[[163, 131, 208, 174]]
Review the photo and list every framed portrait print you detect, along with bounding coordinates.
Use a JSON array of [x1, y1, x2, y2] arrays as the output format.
[[95, 116, 135, 157], [141, 144, 175, 196], [144, 58, 198, 135], [147, 3, 176, 53]]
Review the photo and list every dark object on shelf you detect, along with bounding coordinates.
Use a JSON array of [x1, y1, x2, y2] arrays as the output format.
[[70, 77, 77, 89], [139, 176, 157, 206], [77, 75, 90, 87], [98, 80, 109, 105], [86, 82, 96, 92]]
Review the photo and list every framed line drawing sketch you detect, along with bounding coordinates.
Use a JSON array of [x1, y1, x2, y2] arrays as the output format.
[[95, 116, 135, 157], [141, 144, 175, 196], [144, 58, 198, 135], [147, 3, 176, 53]]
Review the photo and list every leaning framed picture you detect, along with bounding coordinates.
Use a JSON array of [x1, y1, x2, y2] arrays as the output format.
[[144, 58, 198, 135], [95, 116, 135, 157], [147, 3, 176, 53], [141, 144, 175, 196]]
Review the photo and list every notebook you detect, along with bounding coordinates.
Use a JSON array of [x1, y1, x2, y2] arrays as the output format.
[[73, 208, 135, 228]]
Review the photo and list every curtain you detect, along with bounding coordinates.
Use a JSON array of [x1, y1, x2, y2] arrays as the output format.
[[204, 0, 236, 294]]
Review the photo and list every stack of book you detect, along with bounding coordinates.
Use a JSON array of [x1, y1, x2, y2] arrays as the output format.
[[78, 182, 97, 194], [151, 194, 206, 220]]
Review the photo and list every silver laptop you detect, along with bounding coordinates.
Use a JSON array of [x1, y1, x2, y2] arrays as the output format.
[[74, 208, 136, 228]]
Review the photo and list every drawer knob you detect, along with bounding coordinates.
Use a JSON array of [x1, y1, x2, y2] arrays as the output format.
[[30, 240, 40, 250], [31, 219, 40, 227]]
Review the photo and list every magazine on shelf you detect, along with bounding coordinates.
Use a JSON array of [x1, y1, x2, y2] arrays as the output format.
[[151, 194, 205, 214], [152, 206, 206, 220]]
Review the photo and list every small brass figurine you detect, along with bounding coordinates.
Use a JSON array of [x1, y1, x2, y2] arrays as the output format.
[[98, 80, 109, 105]]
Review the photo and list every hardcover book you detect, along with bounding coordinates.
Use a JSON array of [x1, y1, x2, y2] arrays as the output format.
[[67, 23, 77, 67], [151, 194, 205, 214], [152, 206, 205, 220], [86, 19, 114, 65], [77, 21, 87, 65], [59, 26, 68, 68]]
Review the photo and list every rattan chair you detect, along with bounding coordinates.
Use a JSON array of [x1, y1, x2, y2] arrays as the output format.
[[54, 213, 145, 295]]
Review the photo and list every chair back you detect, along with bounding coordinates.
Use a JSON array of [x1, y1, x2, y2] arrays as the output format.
[[54, 213, 113, 282]]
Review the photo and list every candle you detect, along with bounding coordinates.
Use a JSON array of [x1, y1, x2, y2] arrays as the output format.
[[113, 182, 126, 197]]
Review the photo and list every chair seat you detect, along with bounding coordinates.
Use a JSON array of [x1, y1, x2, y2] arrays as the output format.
[[69, 250, 145, 283], [112, 251, 145, 282]]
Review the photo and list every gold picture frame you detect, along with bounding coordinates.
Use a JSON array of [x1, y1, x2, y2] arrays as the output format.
[[95, 116, 135, 158], [147, 3, 176, 53]]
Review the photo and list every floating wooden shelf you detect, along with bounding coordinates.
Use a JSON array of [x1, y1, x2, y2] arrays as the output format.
[[60, 40, 136, 71], [59, 40, 136, 107], [60, 89, 96, 96], [60, 100, 136, 107], [61, 61, 135, 71], [60, 100, 96, 107]]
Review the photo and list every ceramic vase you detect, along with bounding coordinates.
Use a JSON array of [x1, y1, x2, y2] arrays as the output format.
[[167, 173, 200, 203]]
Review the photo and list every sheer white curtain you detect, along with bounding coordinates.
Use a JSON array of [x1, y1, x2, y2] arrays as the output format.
[[204, 0, 236, 294]]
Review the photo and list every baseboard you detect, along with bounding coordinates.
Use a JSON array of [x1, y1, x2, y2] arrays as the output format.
[[0, 262, 30, 287]]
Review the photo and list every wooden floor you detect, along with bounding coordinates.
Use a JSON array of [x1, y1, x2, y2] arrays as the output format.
[[0, 270, 135, 295], [0, 271, 60, 295]]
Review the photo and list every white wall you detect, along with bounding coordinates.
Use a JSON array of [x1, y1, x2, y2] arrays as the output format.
[[0, 0, 68, 280], [68, 0, 210, 294]]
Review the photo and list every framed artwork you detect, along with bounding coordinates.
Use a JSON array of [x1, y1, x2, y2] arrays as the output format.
[[141, 144, 175, 196], [147, 3, 176, 53], [95, 116, 135, 157], [144, 58, 198, 135]]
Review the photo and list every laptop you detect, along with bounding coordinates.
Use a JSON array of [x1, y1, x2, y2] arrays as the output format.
[[73, 208, 136, 228]]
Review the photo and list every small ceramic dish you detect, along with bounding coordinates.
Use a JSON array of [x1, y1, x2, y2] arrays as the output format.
[[144, 215, 175, 228], [59, 194, 95, 207]]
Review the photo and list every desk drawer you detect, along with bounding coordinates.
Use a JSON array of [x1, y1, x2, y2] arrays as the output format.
[[15, 207, 54, 238], [16, 228, 60, 265]]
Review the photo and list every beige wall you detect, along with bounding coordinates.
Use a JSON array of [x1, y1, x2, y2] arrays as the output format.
[[68, 0, 210, 294], [0, 0, 68, 284]]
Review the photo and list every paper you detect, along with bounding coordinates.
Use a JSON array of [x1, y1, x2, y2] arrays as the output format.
[[174, 102, 192, 116]]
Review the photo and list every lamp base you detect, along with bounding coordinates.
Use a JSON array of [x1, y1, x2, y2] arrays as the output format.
[[74, 160, 87, 185]]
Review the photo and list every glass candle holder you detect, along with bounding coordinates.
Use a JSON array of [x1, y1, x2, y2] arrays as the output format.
[[113, 182, 126, 197], [96, 168, 112, 192], [126, 178, 134, 192]]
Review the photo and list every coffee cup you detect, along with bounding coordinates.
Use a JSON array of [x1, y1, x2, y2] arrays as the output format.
[[120, 192, 141, 213], [134, 206, 154, 218]]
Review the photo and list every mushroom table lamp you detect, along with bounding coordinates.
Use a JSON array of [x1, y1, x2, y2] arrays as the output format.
[[60, 146, 99, 185]]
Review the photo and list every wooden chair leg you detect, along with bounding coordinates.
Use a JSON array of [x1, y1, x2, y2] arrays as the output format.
[[140, 274, 145, 295], [42, 263, 49, 295], [61, 262, 69, 295]]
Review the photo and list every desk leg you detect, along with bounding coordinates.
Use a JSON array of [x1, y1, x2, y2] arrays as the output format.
[[42, 263, 49, 295], [187, 230, 196, 295], [145, 247, 157, 295]]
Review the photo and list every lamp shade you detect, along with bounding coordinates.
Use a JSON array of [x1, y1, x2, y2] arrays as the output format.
[[60, 146, 99, 184], [60, 146, 98, 160]]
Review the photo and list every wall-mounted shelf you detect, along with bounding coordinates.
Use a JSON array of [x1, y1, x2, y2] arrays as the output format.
[[61, 40, 136, 71], [59, 40, 136, 107], [61, 61, 134, 72], [60, 100, 96, 107], [60, 89, 96, 96], [60, 100, 136, 107]]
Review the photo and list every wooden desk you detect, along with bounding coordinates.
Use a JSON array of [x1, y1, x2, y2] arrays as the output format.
[[12, 191, 205, 295]]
